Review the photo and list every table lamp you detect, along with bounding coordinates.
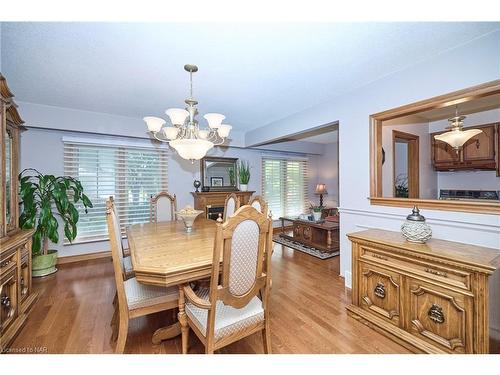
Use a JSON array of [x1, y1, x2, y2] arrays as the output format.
[[315, 183, 328, 207]]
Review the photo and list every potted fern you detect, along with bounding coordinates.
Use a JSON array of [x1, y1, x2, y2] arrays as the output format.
[[19, 169, 93, 277], [238, 160, 251, 191]]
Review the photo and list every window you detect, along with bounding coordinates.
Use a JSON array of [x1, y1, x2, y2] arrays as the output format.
[[64, 142, 168, 242], [261, 157, 308, 219]]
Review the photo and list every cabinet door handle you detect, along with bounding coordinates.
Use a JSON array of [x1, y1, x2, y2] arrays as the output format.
[[425, 268, 448, 278], [374, 283, 386, 299], [428, 303, 445, 324], [1, 295, 11, 308], [476, 139, 480, 149]]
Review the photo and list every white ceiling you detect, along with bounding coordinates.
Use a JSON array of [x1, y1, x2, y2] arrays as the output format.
[[2, 22, 499, 131]]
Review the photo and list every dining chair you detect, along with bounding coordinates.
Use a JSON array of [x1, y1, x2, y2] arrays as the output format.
[[106, 199, 179, 353], [180, 205, 273, 354], [249, 195, 268, 217], [150, 192, 177, 222], [109, 196, 134, 280], [222, 192, 240, 222]]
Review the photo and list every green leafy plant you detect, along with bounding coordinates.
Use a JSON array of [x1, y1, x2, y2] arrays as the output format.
[[238, 160, 251, 185], [394, 173, 409, 198], [309, 202, 323, 212], [227, 165, 236, 186], [18, 168, 93, 255]]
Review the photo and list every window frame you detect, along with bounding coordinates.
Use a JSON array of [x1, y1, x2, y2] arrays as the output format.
[[261, 156, 309, 219]]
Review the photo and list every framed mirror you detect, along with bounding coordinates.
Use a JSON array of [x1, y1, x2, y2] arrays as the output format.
[[200, 157, 238, 191]]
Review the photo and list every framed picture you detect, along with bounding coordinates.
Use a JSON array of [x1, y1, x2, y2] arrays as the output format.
[[210, 177, 224, 187]]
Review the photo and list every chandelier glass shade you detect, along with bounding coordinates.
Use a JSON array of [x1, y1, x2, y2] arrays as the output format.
[[433, 108, 482, 150], [144, 64, 232, 162]]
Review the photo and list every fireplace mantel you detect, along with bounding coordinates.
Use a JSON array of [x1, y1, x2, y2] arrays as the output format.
[[191, 191, 255, 220]]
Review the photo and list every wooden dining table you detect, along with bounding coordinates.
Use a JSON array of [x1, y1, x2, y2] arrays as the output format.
[[127, 217, 219, 344]]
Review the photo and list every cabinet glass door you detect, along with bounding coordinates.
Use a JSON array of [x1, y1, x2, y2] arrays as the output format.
[[4, 128, 13, 229]]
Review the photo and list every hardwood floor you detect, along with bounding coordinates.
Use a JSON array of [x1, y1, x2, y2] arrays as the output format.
[[11, 244, 416, 354]]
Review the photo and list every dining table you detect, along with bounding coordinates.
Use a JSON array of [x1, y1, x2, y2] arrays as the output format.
[[127, 217, 220, 345]]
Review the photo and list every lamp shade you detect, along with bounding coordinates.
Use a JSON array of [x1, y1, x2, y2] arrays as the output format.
[[165, 108, 189, 126], [170, 138, 213, 160], [143, 116, 166, 133], [203, 113, 225, 129], [434, 128, 482, 150], [315, 184, 328, 195], [218, 124, 232, 138], [163, 127, 180, 140]]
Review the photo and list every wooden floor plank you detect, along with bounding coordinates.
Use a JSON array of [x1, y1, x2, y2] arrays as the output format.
[[11, 242, 494, 354]]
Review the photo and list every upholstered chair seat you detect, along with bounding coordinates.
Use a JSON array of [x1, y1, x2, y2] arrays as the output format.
[[124, 278, 178, 310], [185, 287, 264, 341]]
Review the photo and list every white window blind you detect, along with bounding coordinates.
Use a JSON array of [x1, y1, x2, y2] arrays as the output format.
[[64, 142, 168, 243], [261, 157, 308, 219]]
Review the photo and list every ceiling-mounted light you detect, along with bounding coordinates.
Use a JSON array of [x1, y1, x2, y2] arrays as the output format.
[[434, 106, 482, 150], [143, 64, 232, 162]]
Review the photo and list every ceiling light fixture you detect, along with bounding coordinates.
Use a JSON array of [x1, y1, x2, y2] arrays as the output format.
[[433, 105, 482, 150], [143, 64, 232, 162]]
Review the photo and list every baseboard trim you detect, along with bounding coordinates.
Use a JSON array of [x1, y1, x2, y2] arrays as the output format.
[[57, 251, 111, 265]]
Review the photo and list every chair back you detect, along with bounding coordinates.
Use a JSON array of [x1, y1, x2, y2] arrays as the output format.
[[106, 199, 128, 313], [208, 205, 273, 314], [150, 192, 177, 222], [223, 193, 240, 222], [249, 195, 268, 217]]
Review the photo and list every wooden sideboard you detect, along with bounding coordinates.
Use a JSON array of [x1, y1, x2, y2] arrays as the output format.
[[1, 74, 38, 352], [346, 229, 500, 354], [191, 191, 255, 220]]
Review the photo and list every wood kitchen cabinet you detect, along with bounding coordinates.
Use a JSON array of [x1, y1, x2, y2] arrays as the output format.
[[431, 123, 498, 171]]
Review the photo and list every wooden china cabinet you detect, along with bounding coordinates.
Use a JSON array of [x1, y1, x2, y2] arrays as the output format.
[[0, 74, 37, 352]]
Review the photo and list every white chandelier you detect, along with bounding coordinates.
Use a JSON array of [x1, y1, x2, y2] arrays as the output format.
[[143, 64, 231, 162], [434, 106, 482, 150]]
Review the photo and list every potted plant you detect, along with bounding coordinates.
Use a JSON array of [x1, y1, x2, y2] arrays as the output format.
[[238, 160, 251, 191], [19, 168, 93, 277], [309, 202, 323, 221]]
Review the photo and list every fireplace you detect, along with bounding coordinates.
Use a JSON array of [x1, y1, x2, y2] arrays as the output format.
[[206, 205, 224, 221]]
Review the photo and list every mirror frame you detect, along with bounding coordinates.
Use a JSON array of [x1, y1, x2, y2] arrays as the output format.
[[200, 156, 239, 192], [369, 79, 500, 215]]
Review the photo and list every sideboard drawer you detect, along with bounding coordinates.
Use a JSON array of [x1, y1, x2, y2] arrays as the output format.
[[359, 261, 402, 327], [408, 278, 473, 353], [359, 245, 471, 291]]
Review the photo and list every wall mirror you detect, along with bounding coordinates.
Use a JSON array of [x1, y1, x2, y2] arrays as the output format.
[[200, 157, 238, 191], [370, 80, 500, 214]]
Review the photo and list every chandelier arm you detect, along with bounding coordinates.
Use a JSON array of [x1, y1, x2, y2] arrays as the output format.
[[152, 131, 170, 143]]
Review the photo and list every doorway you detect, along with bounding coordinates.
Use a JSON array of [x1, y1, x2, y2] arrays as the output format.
[[392, 130, 419, 199]]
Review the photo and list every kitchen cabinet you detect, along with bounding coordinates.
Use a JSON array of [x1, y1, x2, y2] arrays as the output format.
[[431, 123, 498, 171]]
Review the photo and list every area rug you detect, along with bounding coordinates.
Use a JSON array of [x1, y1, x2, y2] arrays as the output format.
[[272, 235, 339, 260]]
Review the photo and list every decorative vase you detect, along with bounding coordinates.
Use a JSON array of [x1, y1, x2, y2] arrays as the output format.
[[193, 180, 201, 192], [401, 206, 432, 243], [32, 250, 58, 277], [313, 211, 322, 221], [176, 206, 204, 233], [240, 184, 248, 192]]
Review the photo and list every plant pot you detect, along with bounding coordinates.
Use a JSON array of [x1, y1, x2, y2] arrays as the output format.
[[32, 250, 58, 277], [313, 211, 322, 221], [240, 184, 248, 192]]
